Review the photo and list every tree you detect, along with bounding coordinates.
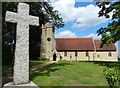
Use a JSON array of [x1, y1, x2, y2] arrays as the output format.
[[96, 1, 120, 47], [96, 2, 120, 87], [2, 2, 64, 65]]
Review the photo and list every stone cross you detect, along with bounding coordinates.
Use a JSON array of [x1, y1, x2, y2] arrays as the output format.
[[5, 3, 39, 85]]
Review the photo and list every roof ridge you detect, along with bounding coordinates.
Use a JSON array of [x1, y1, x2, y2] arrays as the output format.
[[94, 39, 101, 40], [55, 38, 92, 39]]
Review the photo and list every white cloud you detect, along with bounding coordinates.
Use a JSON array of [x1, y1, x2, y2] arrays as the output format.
[[55, 30, 77, 38], [52, 0, 111, 30], [83, 33, 101, 39]]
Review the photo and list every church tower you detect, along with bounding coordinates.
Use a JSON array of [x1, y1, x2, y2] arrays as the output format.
[[40, 22, 54, 60]]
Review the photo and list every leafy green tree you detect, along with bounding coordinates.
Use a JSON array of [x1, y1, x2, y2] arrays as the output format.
[[96, 1, 120, 47], [96, 2, 120, 87], [2, 2, 64, 65]]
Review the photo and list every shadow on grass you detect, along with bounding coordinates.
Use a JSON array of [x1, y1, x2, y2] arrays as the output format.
[[77, 61, 120, 68], [30, 62, 73, 80], [29, 60, 49, 68], [80, 60, 120, 68], [93, 61, 120, 68]]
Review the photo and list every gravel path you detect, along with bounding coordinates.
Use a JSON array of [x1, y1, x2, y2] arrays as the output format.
[[30, 61, 56, 73]]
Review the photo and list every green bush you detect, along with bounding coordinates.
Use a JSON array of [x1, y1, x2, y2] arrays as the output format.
[[103, 66, 120, 88]]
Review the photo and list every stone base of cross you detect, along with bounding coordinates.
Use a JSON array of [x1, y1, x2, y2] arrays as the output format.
[[3, 82, 39, 88]]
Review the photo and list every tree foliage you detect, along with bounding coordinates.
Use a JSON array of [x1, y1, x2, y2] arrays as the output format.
[[96, 1, 120, 47], [103, 66, 119, 88], [2, 2, 64, 65]]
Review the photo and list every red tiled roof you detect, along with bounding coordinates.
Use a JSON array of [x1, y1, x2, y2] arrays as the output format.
[[94, 40, 116, 51], [55, 38, 116, 51], [55, 38, 94, 51]]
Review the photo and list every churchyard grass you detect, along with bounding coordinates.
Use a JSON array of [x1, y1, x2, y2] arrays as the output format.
[[2, 60, 48, 76], [2, 65, 13, 76], [29, 60, 48, 68], [30, 61, 119, 86]]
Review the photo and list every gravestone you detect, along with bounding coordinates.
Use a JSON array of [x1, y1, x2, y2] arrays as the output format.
[[5, 3, 39, 85]]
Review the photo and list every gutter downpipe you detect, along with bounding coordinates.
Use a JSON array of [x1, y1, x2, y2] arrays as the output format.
[[92, 36, 96, 61]]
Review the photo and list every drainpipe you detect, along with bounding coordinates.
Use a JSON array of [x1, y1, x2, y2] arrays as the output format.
[[92, 36, 96, 61]]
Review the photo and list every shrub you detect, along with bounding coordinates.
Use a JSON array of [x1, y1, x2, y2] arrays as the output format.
[[103, 66, 120, 88]]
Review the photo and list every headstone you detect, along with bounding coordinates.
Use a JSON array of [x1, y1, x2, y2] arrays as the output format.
[[5, 3, 39, 85]]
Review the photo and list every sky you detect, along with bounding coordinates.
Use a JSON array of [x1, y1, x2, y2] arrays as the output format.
[[50, 0, 119, 57]]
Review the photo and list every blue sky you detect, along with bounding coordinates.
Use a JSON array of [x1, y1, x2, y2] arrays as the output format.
[[51, 0, 111, 39], [51, 0, 119, 57]]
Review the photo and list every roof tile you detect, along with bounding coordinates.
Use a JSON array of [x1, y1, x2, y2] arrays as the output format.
[[94, 40, 116, 51], [55, 38, 116, 51], [55, 38, 94, 51]]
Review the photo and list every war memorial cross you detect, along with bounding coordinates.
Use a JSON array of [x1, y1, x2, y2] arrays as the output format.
[[5, 3, 39, 85]]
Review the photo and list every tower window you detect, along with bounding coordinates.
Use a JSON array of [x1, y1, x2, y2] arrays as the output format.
[[86, 51, 89, 57], [45, 30, 47, 34], [75, 51, 78, 57], [64, 51, 67, 56], [108, 52, 112, 57], [47, 38, 51, 41]]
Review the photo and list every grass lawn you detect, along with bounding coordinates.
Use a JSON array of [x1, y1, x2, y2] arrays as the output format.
[[2, 65, 13, 76], [30, 61, 119, 86], [29, 60, 48, 68], [2, 60, 48, 76]]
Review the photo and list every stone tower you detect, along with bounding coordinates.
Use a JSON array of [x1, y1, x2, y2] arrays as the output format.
[[40, 22, 54, 60]]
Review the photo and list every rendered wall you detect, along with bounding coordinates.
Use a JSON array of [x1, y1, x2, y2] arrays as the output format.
[[94, 51, 118, 61], [57, 51, 118, 61]]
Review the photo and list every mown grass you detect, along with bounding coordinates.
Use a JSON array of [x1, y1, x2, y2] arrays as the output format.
[[2, 60, 48, 76], [29, 60, 48, 68], [30, 61, 119, 86]]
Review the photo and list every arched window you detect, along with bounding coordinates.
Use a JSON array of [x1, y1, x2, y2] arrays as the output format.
[[64, 51, 67, 56], [75, 51, 77, 57], [86, 51, 89, 57], [108, 52, 112, 57], [97, 54, 100, 58]]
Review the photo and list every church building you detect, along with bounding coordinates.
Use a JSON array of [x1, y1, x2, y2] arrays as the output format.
[[40, 23, 118, 61]]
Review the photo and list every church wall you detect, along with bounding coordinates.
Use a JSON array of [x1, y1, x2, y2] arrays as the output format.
[[58, 51, 94, 61], [78, 51, 94, 61], [57, 51, 118, 61], [94, 51, 118, 61]]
